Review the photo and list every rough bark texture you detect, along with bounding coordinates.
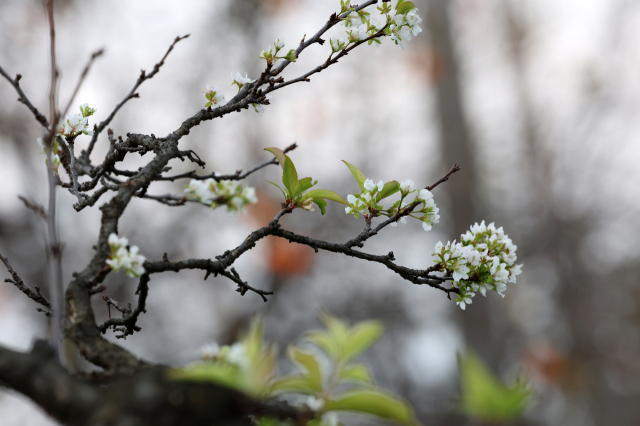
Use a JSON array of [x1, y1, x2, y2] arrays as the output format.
[[0, 340, 293, 426]]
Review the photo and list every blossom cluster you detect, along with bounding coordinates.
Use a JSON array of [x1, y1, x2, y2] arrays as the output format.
[[55, 103, 96, 138], [199, 341, 251, 371], [185, 178, 258, 214], [203, 84, 226, 108], [330, 0, 423, 52], [345, 178, 440, 231], [105, 233, 146, 278], [35, 104, 96, 173], [259, 37, 297, 66], [204, 73, 271, 115], [432, 221, 523, 310], [36, 136, 62, 174]]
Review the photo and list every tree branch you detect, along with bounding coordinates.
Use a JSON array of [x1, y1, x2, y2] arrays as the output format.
[[0, 251, 51, 310], [157, 142, 298, 182], [0, 66, 50, 128], [81, 35, 189, 162], [99, 274, 149, 337], [60, 49, 104, 119], [345, 164, 462, 248], [0, 340, 301, 426], [145, 210, 458, 297]]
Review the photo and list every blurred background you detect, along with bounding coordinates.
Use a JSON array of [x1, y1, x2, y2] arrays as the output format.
[[1, 0, 639, 424]]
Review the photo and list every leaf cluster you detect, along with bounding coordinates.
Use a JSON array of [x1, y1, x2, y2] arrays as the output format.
[[171, 313, 419, 426], [265, 148, 347, 214]]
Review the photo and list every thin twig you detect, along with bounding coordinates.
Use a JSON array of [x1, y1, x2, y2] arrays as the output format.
[[99, 275, 149, 338], [66, 139, 85, 203], [60, 49, 104, 119], [0, 251, 51, 310], [219, 268, 272, 302], [144, 209, 457, 297], [264, 20, 390, 95], [18, 196, 48, 220], [82, 35, 189, 160], [157, 143, 298, 182], [345, 164, 462, 248], [0, 66, 50, 128]]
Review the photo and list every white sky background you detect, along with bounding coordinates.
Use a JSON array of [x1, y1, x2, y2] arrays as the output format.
[[1, 0, 639, 424]]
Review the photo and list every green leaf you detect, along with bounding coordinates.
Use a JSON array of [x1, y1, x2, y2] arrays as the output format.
[[326, 389, 416, 425], [342, 160, 366, 191], [296, 177, 317, 195], [319, 312, 349, 347], [396, 1, 415, 15], [343, 320, 383, 362], [168, 363, 242, 391], [266, 180, 287, 200], [264, 147, 287, 169], [284, 49, 297, 62], [283, 156, 299, 198], [339, 363, 373, 384], [304, 189, 348, 205], [312, 198, 327, 215], [244, 317, 264, 361], [287, 346, 323, 391], [377, 180, 400, 201], [305, 330, 340, 360], [458, 352, 531, 422], [205, 102, 212, 107], [269, 376, 319, 395]]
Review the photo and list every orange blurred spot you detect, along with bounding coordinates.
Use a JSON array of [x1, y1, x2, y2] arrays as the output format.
[[522, 343, 589, 394], [522, 343, 568, 384], [406, 45, 446, 84], [245, 191, 315, 277]]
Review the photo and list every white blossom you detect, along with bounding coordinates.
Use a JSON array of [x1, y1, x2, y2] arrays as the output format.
[[199, 342, 221, 361], [405, 10, 422, 26], [390, 216, 407, 227], [348, 26, 369, 42], [330, 36, 347, 52], [432, 220, 521, 305], [306, 396, 325, 412], [509, 264, 523, 283], [226, 342, 251, 370], [204, 84, 226, 107], [36, 137, 61, 173], [185, 179, 257, 214], [452, 262, 470, 282], [321, 412, 339, 426], [456, 293, 474, 310], [345, 11, 363, 27], [471, 220, 487, 234], [105, 233, 146, 277], [400, 179, 415, 193], [231, 72, 254, 88], [252, 94, 271, 116], [79, 103, 96, 117], [416, 189, 433, 202], [364, 179, 376, 191], [274, 38, 285, 50]]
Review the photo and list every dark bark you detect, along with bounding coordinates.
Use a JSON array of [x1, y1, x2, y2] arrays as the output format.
[[0, 340, 296, 426]]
